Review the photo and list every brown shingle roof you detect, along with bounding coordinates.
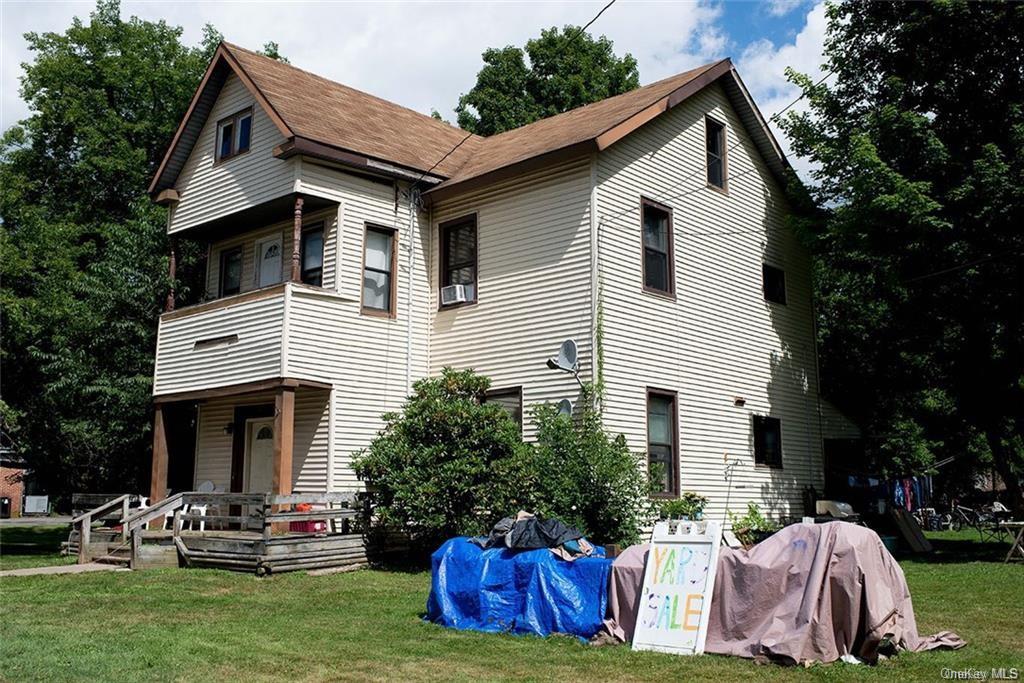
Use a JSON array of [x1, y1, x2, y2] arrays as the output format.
[[224, 42, 483, 177], [437, 60, 726, 189], [153, 44, 746, 198]]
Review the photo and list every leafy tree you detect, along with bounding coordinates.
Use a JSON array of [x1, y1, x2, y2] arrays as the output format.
[[528, 387, 655, 547], [0, 1, 221, 496], [457, 26, 639, 136], [780, 1, 1024, 509], [352, 368, 534, 546]]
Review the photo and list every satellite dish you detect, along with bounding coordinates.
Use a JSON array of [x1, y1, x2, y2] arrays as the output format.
[[545, 339, 578, 373], [557, 399, 573, 417]]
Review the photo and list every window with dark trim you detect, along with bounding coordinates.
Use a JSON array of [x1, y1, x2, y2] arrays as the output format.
[[300, 223, 324, 287], [219, 246, 243, 297], [641, 199, 674, 295], [647, 389, 679, 496], [439, 215, 478, 306], [706, 116, 726, 190], [216, 108, 253, 162], [762, 264, 786, 305], [753, 415, 783, 469], [484, 387, 523, 432], [362, 225, 396, 316]]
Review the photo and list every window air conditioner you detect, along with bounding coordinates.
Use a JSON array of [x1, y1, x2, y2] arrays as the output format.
[[441, 284, 468, 305]]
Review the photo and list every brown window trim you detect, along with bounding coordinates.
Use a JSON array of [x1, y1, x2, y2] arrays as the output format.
[[640, 197, 676, 299], [705, 115, 728, 195], [214, 107, 253, 164], [218, 246, 243, 298], [361, 223, 398, 318], [438, 213, 479, 310], [647, 387, 680, 498]]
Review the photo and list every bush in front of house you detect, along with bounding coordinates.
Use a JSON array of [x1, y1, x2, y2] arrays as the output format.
[[527, 386, 655, 548], [352, 368, 533, 547]]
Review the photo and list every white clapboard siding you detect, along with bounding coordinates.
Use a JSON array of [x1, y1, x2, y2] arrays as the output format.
[[205, 207, 339, 296], [192, 388, 329, 492], [597, 82, 824, 522], [430, 158, 595, 438], [154, 293, 286, 395], [169, 73, 295, 234]]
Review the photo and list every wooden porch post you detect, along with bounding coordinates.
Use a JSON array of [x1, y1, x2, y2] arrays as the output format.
[[150, 404, 169, 503], [273, 386, 295, 496], [165, 239, 177, 312], [291, 195, 304, 282]]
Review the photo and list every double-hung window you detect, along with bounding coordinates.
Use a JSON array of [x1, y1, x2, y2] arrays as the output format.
[[362, 225, 396, 316], [219, 246, 243, 297], [706, 116, 726, 190], [440, 216, 478, 306], [647, 389, 679, 496], [216, 108, 253, 162], [641, 198, 674, 295], [300, 223, 324, 287], [753, 415, 783, 469]]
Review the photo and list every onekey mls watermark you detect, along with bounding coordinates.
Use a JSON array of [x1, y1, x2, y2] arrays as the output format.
[[941, 668, 1020, 680]]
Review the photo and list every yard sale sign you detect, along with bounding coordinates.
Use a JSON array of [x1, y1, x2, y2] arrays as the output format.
[[631, 520, 722, 656]]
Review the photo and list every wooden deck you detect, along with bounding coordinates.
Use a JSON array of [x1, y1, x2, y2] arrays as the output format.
[[68, 491, 385, 575]]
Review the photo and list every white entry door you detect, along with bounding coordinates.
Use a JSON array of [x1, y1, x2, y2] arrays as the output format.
[[245, 419, 275, 493], [255, 236, 282, 288]]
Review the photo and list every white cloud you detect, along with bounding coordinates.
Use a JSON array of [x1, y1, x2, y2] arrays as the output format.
[[736, 1, 829, 180], [1, 0, 724, 131], [766, 0, 804, 18]]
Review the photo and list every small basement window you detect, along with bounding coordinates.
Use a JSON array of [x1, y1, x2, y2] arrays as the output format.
[[641, 198, 674, 296], [216, 108, 253, 162], [706, 116, 726, 190], [762, 264, 787, 305], [753, 415, 783, 469]]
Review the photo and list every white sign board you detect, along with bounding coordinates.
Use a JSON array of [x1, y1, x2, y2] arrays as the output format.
[[24, 495, 49, 515], [631, 520, 722, 656]]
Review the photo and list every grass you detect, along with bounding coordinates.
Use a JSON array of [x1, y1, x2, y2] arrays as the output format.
[[0, 529, 1020, 682], [0, 525, 75, 571]]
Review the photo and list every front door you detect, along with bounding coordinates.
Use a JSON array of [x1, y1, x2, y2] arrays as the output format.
[[245, 419, 275, 492], [255, 235, 282, 288]]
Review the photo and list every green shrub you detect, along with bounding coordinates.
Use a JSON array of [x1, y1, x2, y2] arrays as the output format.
[[728, 502, 780, 546], [659, 492, 708, 520], [353, 368, 532, 546], [527, 386, 655, 547]]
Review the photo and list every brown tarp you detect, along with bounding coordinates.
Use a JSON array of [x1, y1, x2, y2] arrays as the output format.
[[599, 522, 964, 664]]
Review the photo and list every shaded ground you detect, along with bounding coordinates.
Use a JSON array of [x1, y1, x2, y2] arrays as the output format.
[[0, 529, 1020, 682], [0, 525, 75, 571]]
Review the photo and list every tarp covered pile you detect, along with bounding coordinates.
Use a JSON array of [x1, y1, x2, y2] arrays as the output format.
[[599, 522, 964, 664]]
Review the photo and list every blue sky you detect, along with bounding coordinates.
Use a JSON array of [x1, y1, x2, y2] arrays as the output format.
[[1, 1, 829, 174]]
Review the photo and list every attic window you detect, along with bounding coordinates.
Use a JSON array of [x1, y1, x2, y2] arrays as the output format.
[[216, 108, 253, 162], [706, 116, 726, 190]]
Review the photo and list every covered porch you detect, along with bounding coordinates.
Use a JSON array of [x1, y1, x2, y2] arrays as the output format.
[[150, 377, 335, 505]]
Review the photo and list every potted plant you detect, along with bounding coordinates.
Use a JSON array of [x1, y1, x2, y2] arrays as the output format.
[[659, 492, 709, 521], [728, 502, 780, 546]]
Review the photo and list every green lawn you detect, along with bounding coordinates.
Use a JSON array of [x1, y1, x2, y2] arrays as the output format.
[[0, 525, 75, 571], [0, 529, 1020, 682]]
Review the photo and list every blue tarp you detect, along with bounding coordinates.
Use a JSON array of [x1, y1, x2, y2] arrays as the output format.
[[425, 537, 612, 640]]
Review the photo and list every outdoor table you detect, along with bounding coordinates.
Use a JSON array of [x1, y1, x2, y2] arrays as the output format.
[[1000, 521, 1024, 563]]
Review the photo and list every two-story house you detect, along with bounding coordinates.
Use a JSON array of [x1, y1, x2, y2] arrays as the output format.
[[148, 42, 858, 523]]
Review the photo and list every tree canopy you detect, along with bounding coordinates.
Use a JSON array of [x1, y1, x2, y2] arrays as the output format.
[[780, 1, 1024, 509], [456, 26, 639, 136], [0, 1, 225, 496]]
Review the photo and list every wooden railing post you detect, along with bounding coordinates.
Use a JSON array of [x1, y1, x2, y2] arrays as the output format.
[[121, 497, 131, 542], [291, 195, 304, 282], [78, 514, 91, 564]]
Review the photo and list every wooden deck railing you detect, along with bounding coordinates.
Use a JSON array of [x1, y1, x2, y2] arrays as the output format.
[[71, 494, 134, 564]]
